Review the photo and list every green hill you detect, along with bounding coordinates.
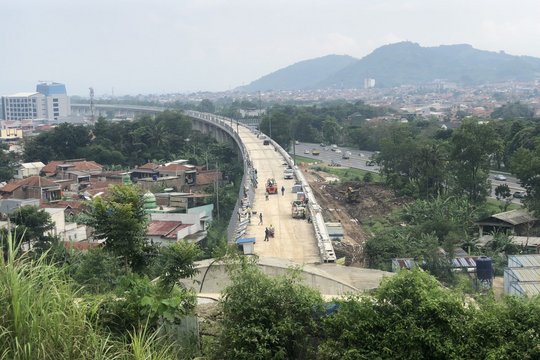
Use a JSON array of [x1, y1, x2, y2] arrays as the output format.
[[240, 42, 540, 91]]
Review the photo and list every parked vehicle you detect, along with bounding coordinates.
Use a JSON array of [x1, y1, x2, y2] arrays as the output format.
[[263, 140, 270, 145], [283, 168, 294, 179], [329, 160, 341, 167], [513, 191, 526, 199]]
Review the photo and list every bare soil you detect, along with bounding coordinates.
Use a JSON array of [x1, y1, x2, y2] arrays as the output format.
[[301, 164, 412, 267]]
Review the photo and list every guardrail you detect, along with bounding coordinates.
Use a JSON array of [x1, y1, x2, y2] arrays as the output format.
[[184, 110, 336, 263], [184, 111, 255, 243], [267, 139, 336, 263]]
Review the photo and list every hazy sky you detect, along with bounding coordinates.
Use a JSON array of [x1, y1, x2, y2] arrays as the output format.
[[2, 0, 540, 96]]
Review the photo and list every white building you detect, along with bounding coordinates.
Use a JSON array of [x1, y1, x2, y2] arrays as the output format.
[[1, 82, 70, 121], [14, 162, 45, 179]]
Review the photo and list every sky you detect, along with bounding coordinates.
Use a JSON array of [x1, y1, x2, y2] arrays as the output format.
[[2, 0, 540, 96]]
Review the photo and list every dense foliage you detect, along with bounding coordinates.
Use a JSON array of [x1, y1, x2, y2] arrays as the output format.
[[212, 261, 324, 360], [258, 101, 393, 148]]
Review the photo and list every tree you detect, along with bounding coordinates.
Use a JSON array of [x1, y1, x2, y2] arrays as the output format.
[[0, 150, 18, 182], [494, 183, 513, 211], [148, 241, 202, 290], [512, 147, 540, 215], [213, 260, 323, 360], [9, 205, 56, 252], [319, 269, 470, 360], [87, 185, 149, 271], [449, 120, 501, 204], [198, 99, 215, 113]]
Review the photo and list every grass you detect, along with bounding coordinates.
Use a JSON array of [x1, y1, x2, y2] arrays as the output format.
[[293, 155, 321, 165], [0, 232, 185, 360], [315, 166, 382, 182], [485, 198, 523, 213]]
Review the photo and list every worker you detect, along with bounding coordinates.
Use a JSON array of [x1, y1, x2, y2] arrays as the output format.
[[259, 213, 263, 225], [264, 227, 269, 241], [265, 191, 269, 201], [281, 186, 285, 196]]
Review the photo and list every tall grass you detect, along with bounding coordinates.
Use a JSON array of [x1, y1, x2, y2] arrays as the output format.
[[0, 231, 184, 360]]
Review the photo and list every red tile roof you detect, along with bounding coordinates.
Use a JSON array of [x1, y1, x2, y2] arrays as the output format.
[[139, 162, 160, 170], [41, 160, 103, 176], [196, 171, 222, 185], [0, 176, 58, 193], [41, 161, 63, 175], [147, 220, 190, 239], [160, 164, 191, 172]]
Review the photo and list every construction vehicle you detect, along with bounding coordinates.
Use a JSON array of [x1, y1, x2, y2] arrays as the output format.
[[345, 186, 361, 203], [266, 178, 278, 194], [291, 200, 307, 219]]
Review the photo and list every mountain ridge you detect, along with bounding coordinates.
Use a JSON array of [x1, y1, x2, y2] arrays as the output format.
[[239, 42, 540, 91]]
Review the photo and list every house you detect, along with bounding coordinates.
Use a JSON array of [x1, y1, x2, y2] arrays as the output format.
[[130, 162, 161, 181], [0, 176, 61, 203], [14, 162, 45, 179], [146, 207, 213, 246], [159, 163, 197, 186], [475, 209, 539, 237], [43, 207, 88, 243], [41, 159, 103, 179], [41, 159, 103, 192]]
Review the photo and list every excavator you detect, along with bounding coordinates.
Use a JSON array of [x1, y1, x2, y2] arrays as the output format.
[[345, 186, 361, 203]]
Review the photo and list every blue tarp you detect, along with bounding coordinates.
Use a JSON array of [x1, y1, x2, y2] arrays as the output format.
[[236, 237, 256, 244]]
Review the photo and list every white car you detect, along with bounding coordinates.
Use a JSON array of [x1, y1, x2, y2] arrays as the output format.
[[494, 174, 507, 181], [304, 149, 310, 154], [335, 149, 342, 153]]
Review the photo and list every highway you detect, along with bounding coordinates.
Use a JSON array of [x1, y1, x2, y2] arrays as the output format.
[[291, 142, 380, 173], [291, 142, 525, 202]]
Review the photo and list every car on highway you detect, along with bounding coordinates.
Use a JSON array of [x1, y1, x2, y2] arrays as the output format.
[[494, 174, 507, 181], [304, 149, 310, 154], [335, 149, 342, 153], [513, 191, 526, 199], [312, 149, 320, 155]]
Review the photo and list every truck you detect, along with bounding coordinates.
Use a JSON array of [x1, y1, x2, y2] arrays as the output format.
[[266, 178, 278, 194], [342, 151, 351, 159], [312, 149, 320, 155], [291, 200, 307, 219], [283, 168, 294, 179]]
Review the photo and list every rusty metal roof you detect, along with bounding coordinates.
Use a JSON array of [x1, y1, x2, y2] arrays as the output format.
[[490, 209, 537, 226], [147, 220, 190, 239]]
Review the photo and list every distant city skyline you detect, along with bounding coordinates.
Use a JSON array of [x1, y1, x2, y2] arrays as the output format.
[[2, 0, 540, 96]]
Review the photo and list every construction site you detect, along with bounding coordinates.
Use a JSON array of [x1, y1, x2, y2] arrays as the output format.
[[301, 166, 412, 266]]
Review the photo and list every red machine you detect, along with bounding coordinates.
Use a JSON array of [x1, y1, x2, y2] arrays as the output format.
[[266, 178, 278, 194]]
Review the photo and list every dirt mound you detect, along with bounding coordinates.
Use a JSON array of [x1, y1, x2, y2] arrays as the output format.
[[301, 166, 411, 267], [329, 181, 412, 223]]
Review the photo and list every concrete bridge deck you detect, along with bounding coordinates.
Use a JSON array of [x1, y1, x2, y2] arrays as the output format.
[[236, 126, 321, 264]]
